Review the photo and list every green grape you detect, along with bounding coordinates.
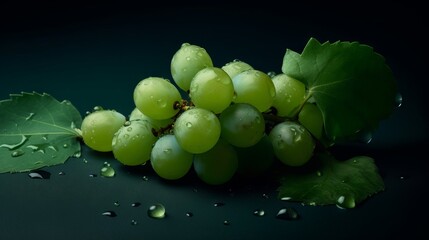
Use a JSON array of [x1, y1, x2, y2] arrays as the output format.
[[219, 103, 265, 147], [193, 138, 238, 185], [221, 59, 253, 79], [112, 120, 157, 166], [129, 107, 173, 131], [271, 73, 306, 117], [232, 69, 276, 112], [150, 134, 193, 180], [235, 135, 275, 177], [189, 67, 234, 114], [170, 43, 214, 91], [81, 109, 126, 152], [298, 102, 324, 140], [174, 108, 221, 154], [269, 121, 315, 167], [133, 77, 182, 120]]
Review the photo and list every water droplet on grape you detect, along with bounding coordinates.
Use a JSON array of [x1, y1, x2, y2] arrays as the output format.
[[93, 106, 103, 111], [148, 204, 166, 219], [186, 56, 191, 61], [163, 148, 172, 154], [181, 43, 190, 48], [11, 149, 25, 157], [267, 71, 276, 78], [127, 127, 133, 132], [276, 208, 299, 220], [395, 93, 403, 108], [186, 122, 193, 128], [336, 195, 355, 209], [101, 211, 117, 217], [28, 170, 51, 179], [253, 209, 265, 217]]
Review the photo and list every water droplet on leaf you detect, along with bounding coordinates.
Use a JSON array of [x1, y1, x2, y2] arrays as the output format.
[[336, 195, 356, 209], [11, 149, 25, 157]]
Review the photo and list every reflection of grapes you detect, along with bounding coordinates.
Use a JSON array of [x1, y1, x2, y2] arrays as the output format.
[[82, 42, 326, 184]]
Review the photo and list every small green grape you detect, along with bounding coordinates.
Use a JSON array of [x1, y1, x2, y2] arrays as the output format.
[[151, 134, 193, 180], [189, 66, 234, 114], [298, 102, 324, 140], [112, 120, 157, 166], [269, 121, 315, 167], [193, 139, 238, 185], [81, 109, 126, 152], [232, 69, 276, 112], [170, 43, 213, 91], [271, 73, 306, 117], [173, 108, 221, 154], [133, 77, 182, 120]]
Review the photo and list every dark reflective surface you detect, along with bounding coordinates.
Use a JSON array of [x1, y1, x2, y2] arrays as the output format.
[[1, 2, 427, 239]]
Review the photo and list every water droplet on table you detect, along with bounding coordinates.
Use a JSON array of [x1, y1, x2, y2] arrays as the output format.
[[213, 202, 225, 207], [113, 201, 120, 207], [148, 204, 166, 219], [101, 211, 117, 217], [253, 209, 265, 217], [131, 202, 141, 207], [276, 207, 299, 220], [185, 212, 193, 217], [223, 220, 230, 225], [28, 170, 51, 179], [101, 162, 115, 177]]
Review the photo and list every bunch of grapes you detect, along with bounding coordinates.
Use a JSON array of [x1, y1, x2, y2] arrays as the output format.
[[80, 43, 324, 185]]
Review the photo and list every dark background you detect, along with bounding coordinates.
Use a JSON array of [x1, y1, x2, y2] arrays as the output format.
[[1, 1, 428, 239]]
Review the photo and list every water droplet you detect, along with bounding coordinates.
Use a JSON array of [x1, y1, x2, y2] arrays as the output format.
[[213, 202, 225, 207], [114, 201, 120, 207], [148, 204, 166, 219], [267, 71, 276, 78], [192, 188, 198, 193], [281, 196, 292, 201], [101, 162, 115, 177], [336, 195, 356, 209], [63, 144, 68, 148], [89, 174, 97, 177], [1, 135, 29, 150], [28, 170, 51, 179], [101, 211, 117, 217], [25, 112, 35, 121], [353, 159, 358, 163], [262, 193, 269, 199], [316, 170, 322, 177], [131, 202, 141, 207], [93, 106, 103, 111], [73, 151, 81, 158], [186, 212, 193, 217], [186, 122, 193, 128], [11, 149, 25, 157], [163, 148, 172, 154], [42, 135, 48, 141], [186, 56, 191, 61], [395, 93, 403, 108], [127, 127, 133, 132], [124, 121, 131, 126], [83, 158, 88, 163], [276, 208, 299, 220], [85, 111, 91, 115], [253, 209, 265, 217], [181, 42, 190, 48], [223, 220, 230, 225], [58, 171, 65, 176], [142, 176, 149, 181], [131, 220, 138, 225], [399, 176, 406, 180]]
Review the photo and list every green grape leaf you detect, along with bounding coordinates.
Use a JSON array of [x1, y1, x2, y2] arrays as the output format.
[[282, 37, 397, 141], [0, 92, 82, 173], [277, 153, 385, 207]]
